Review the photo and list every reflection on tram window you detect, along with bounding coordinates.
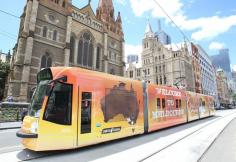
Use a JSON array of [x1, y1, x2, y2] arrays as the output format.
[[162, 98, 166, 109], [81, 92, 92, 134], [43, 82, 72, 125], [157, 98, 161, 109], [176, 99, 179, 109]]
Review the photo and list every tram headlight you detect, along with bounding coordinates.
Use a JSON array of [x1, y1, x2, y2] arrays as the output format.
[[30, 121, 38, 134]]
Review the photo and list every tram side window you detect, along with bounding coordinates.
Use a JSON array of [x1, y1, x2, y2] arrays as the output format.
[[176, 99, 179, 109], [202, 101, 206, 107], [81, 92, 92, 134], [157, 98, 161, 109], [179, 100, 182, 108], [43, 82, 72, 125], [162, 99, 166, 109]]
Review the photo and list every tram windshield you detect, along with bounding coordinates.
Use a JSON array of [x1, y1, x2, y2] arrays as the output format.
[[29, 80, 49, 117], [29, 68, 53, 117]]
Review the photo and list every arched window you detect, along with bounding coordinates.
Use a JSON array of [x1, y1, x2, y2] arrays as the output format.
[[96, 46, 101, 69], [43, 26, 48, 38], [77, 32, 94, 68], [62, 0, 66, 7], [70, 36, 75, 63], [40, 53, 52, 69], [164, 75, 167, 84], [53, 30, 57, 41]]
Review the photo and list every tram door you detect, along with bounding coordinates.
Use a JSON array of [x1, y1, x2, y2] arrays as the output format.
[[80, 92, 92, 134], [78, 91, 93, 146]]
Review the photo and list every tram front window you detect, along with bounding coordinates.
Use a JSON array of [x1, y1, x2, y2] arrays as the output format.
[[43, 82, 72, 125], [29, 80, 49, 117]]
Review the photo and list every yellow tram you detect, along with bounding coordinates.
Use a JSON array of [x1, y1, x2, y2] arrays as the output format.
[[17, 67, 215, 151]]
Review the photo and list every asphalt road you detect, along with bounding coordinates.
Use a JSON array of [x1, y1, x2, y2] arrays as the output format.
[[0, 129, 22, 154], [0, 110, 235, 162]]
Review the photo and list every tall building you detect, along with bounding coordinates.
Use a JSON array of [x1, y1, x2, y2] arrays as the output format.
[[216, 69, 230, 106], [154, 20, 171, 45], [126, 22, 195, 92], [7, 0, 124, 101], [127, 54, 139, 64], [191, 43, 202, 93], [211, 48, 231, 78], [232, 70, 236, 83], [196, 45, 218, 99]]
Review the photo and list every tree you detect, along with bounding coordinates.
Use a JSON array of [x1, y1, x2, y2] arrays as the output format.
[[0, 60, 10, 101], [233, 93, 236, 106]]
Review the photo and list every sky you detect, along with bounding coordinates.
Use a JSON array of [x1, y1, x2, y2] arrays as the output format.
[[0, 0, 236, 70]]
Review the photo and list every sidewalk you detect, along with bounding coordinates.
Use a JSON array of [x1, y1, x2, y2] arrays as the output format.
[[0, 122, 22, 130], [200, 118, 236, 162]]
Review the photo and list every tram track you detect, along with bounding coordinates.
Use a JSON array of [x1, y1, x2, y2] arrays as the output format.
[[139, 111, 236, 162], [1, 110, 235, 162]]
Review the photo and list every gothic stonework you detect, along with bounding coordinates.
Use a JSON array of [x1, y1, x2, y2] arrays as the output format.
[[7, 0, 125, 101]]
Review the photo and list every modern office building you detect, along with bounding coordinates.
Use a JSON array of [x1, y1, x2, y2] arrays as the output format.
[[154, 20, 171, 45], [211, 48, 231, 78], [196, 45, 218, 99]]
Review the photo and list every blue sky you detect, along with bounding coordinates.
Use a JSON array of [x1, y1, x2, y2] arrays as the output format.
[[0, 0, 235, 69]]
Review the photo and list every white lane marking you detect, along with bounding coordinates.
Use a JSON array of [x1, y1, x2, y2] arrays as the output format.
[[0, 145, 23, 151], [0, 150, 22, 162]]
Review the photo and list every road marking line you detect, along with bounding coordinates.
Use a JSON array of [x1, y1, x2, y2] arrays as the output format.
[[0, 145, 23, 151], [0, 129, 19, 134]]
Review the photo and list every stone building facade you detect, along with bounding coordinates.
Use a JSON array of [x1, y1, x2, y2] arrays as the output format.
[[7, 0, 124, 101], [216, 69, 230, 105], [191, 43, 202, 93], [126, 23, 195, 92]]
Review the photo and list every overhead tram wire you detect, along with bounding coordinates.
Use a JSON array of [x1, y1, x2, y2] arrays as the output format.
[[0, 32, 17, 41], [152, 0, 191, 44], [0, 9, 19, 40], [0, 28, 18, 38], [0, 9, 20, 19]]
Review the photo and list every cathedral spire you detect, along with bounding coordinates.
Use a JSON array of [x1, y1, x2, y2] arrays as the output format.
[[98, 0, 114, 9], [96, 0, 115, 21], [145, 20, 154, 38]]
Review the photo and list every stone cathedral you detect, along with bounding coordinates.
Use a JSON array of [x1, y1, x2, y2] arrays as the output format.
[[6, 0, 125, 101]]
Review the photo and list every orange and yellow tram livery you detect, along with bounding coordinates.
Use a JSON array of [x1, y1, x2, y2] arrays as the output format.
[[17, 67, 215, 151]]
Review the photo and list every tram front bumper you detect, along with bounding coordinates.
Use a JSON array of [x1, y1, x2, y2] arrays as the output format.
[[16, 130, 38, 138]]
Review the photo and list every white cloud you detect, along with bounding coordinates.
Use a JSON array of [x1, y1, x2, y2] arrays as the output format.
[[124, 16, 132, 24], [130, 0, 183, 18], [232, 64, 236, 72], [129, 0, 236, 41], [125, 44, 142, 62], [116, 0, 126, 5], [209, 42, 225, 50]]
